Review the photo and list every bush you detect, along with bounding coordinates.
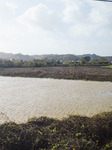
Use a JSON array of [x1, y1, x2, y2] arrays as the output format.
[[0, 112, 112, 150]]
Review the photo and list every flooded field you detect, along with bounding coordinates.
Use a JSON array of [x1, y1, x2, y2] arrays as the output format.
[[0, 76, 112, 123]]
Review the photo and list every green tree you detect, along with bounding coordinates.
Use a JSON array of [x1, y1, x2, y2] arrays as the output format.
[[89, 59, 98, 64], [98, 57, 109, 65], [84, 56, 91, 63], [81, 56, 91, 64]]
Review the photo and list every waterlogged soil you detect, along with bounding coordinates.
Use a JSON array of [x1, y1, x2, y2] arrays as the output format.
[[0, 66, 112, 81], [0, 77, 112, 123]]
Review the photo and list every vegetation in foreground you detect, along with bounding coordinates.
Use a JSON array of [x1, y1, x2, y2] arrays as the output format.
[[0, 112, 112, 150]]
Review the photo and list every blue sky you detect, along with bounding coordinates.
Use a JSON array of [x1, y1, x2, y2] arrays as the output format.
[[0, 0, 112, 56]]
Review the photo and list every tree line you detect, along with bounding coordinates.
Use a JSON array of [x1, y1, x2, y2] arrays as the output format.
[[0, 56, 111, 68]]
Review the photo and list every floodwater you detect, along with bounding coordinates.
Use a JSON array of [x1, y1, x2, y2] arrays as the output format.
[[0, 76, 112, 123]]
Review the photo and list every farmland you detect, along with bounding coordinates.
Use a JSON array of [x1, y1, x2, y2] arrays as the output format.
[[0, 66, 112, 81]]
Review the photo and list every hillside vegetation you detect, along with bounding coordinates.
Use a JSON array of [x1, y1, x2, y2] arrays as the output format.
[[0, 52, 112, 68]]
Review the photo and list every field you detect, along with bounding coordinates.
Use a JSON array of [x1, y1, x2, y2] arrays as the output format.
[[0, 66, 112, 81]]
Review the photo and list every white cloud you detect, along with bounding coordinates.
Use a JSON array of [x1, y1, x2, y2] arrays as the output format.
[[88, 1, 112, 36], [0, 0, 112, 55], [16, 0, 112, 37], [89, 2, 112, 24], [17, 3, 62, 32], [63, 3, 82, 23], [0, 0, 17, 15], [61, 0, 112, 37], [69, 24, 93, 37]]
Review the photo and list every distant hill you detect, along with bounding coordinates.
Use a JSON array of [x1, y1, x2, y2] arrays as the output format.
[[76, 54, 101, 60], [0, 52, 112, 61], [37, 54, 103, 60], [0, 52, 35, 61]]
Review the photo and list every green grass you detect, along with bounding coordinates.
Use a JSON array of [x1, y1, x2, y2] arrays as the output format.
[[0, 112, 112, 150], [102, 65, 112, 68]]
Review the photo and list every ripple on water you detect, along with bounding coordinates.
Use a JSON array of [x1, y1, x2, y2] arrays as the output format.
[[0, 77, 112, 123]]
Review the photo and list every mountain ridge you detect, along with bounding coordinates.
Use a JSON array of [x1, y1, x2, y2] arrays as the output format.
[[0, 52, 112, 61]]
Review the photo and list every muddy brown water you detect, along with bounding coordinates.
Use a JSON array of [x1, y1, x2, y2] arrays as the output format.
[[0, 77, 112, 123]]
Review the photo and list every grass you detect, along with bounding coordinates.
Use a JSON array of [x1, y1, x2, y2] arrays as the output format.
[[0, 112, 112, 150], [102, 65, 112, 68]]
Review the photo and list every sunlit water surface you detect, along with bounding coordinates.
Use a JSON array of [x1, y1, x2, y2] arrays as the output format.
[[0, 77, 112, 123]]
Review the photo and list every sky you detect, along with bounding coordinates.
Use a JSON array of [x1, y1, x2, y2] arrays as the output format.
[[0, 0, 112, 56]]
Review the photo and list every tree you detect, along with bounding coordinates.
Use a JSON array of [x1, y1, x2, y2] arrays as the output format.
[[81, 56, 91, 64], [89, 59, 98, 64], [98, 57, 109, 65], [84, 56, 91, 63]]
